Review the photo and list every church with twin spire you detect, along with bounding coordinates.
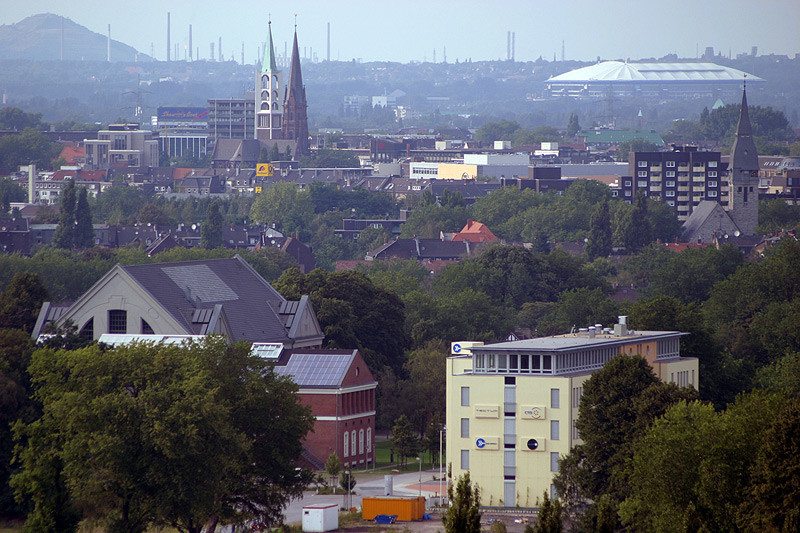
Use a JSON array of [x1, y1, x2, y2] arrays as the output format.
[[255, 21, 309, 156]]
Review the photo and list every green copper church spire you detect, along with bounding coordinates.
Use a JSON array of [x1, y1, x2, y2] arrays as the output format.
[[261, 20, 279, 74]]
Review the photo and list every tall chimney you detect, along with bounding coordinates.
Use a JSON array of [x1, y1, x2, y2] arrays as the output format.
[[189, 24, 192, 61], [218, 37, 222, 61], [512, 32, 515, 61], [28, 164, 36, 204], [327, 22, 330, 61], [210, 42, 215, 61], [241, 41, 244, 64], [166, 12, 171, 61]]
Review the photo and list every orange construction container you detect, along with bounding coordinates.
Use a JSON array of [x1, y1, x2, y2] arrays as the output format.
[[362, 496, 426, 521]]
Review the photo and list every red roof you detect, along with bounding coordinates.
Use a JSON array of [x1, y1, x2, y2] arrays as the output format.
[[452, 219, 498, 243], [50, 170, 107, 182], [58, 143, 85, 165]]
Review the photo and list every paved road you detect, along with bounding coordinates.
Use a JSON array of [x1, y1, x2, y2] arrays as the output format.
[[283, 467, 448, 525]]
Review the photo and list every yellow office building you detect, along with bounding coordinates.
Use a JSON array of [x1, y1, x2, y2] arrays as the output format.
[[446, 318, 697, 507]]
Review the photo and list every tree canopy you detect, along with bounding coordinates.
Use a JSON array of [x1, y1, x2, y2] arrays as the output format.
[[12, 337, 314, 533]]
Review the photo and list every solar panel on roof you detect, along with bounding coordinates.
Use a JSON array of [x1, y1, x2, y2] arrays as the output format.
[[276, 354, 351, 387], [162, 265, 239, 303], [251, 343, 283, 359]]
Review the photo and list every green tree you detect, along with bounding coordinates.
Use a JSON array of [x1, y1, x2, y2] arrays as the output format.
[[391, 414, 418, 467], [442, 472, 481, 533], [0, 178, 26, 213], [200, 201, 224, 249], [250, 182, 313, 236], [585, 197, 612, 260], [704, 238, 800, 370], [475, 120, 520, 143], [274, 269, 410, 374], [568, 355, 698, 502], [620, 392, 785, 533], [94, 183, 145, 225], [757, 198, 800, 233], [645, 244, 744, 304], [0, 329, 36, 520], [324, 453, 342, 487], [403, 340, 448, 434], [258, 147, 271, 163], [0, 272, 49, 333], [539, 287, 619, 335], [338, 471, 357, 493], [535, 491, 562, 533], [269, 143, 281, 162], [0, 108, 44, 130], [618, 400, 717, 532], [73, 187, 94, 249], [12, 337, 314, 533], [52, 179, 76, 249], [566, 113, 581, 137], [629, 193, 652, 251], [0, 129, 61, 171], [740, 397, 800, 532]]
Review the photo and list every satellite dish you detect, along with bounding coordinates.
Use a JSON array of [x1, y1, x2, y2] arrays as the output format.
[[734, 230, 741, 237]]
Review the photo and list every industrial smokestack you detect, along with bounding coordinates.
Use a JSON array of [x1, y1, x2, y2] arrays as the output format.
[[241, 41, 244, 64], [327, 22, 330, 61], [512, 32, 515, 61], [107, 24, 111, 62], [218, 37, 222, 61], [507, 31, 510, 60], [210, 42, 214, 61], [28, 164, 36, 204], [189, 24, 193, 61], [166, 12, 171, 61]]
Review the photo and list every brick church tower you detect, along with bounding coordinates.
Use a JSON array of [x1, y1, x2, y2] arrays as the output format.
[[281, 29, 309, 157]]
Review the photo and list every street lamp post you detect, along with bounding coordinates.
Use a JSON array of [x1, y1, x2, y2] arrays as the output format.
[[417, 456, 422, 497], [346, 470, 351, 510], [439, 424, 446, 501]]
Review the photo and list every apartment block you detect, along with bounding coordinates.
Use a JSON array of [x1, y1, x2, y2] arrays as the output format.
[[624, 146, 724, 220], [446, 318, 698, 507]]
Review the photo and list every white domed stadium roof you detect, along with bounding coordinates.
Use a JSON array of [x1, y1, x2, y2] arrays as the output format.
[[548, 61, 763, 83]]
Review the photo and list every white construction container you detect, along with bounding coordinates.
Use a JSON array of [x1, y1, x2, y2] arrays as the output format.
[[302, 503, 338, 532]]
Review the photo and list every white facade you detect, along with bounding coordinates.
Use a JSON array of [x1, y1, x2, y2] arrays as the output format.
[[463, 153, 530, 166], [409, 162, 439, 179]]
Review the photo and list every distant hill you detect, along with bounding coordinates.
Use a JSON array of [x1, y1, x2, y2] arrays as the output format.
[[0, 13, 150, 62]]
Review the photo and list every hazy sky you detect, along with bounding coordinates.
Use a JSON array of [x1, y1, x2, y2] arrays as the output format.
[[2, 0, 799, 64]]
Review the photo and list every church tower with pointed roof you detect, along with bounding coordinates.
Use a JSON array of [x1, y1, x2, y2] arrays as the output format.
[[281, 28, 309, 157], [256, 21, 283, 141], [728, 85, 759, 235]]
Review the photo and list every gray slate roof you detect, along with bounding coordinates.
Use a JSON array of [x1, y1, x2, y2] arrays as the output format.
[[681, 201, 739, 242], [121, 255, 289, 343]]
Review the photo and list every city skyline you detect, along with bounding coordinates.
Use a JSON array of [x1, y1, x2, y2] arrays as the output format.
[[1, 0, 799, 64]]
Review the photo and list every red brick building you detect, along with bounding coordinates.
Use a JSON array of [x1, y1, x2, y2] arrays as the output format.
[[275, 348, 377, 470]]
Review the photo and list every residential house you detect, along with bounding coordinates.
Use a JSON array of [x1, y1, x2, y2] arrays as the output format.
[[32, 255, 324, 348]]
